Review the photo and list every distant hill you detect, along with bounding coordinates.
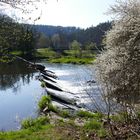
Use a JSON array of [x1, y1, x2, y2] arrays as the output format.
[[32, 22, 112, 51], [33, 25, 81, 36]]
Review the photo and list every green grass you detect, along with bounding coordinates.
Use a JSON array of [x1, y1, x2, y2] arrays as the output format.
[[0, 125, 55, 140], [0, 121, 86, 140], [21, 116, 50, 129], [38, 95, 58, 113], [2, 48, 95, 64], [40, 81, 46, 88], [10, 51, 23, 56], [0, 55, 15, 63], [36, 48, 57, 59], [0, 115, 111, 140], [38, 95, 52, 111], [59, 110, 71, 118], [97, 128, 108, 138], [64, 50, 95, 58], [49, 57, 95, 64], [77, 110, 103, 119], [36, 48, 95, 64], [84, 119, 102, 130], [0, 110, 137, 140]]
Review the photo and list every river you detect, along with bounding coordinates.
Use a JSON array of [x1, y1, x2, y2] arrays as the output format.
[[0, 60, 102, 131]]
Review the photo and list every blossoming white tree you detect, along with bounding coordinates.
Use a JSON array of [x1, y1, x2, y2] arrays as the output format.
[[96, 0, 140, 111]]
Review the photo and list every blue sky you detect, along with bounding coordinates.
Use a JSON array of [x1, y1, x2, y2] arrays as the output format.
[[34, 0, 116, 28], [3, 0, 116, 28]]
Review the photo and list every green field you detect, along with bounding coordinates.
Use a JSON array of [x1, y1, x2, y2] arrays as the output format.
[[36, 48, 95, 64]]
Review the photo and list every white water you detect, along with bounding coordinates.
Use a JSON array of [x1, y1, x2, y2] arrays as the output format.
[[41, 63, 105, 111]]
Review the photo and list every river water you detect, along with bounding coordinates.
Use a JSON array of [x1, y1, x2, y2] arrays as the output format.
[[0, 60, 102, 131]]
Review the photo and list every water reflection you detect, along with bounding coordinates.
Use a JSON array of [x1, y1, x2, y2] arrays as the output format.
[[0, 60, 43, 131], [0, 60, 35, 91]]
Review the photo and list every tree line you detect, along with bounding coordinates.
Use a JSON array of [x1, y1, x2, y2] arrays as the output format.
[[0, 13, 111, 60], [35, 22, 112, 52], [0, 14, 37, 59]]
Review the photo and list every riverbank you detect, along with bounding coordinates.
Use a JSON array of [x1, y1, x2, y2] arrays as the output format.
[[1, 48, 95, 64], [0, 110, 103, 140], [48, 57, 94, 64], [0, 101, 140, 140], [1, 52, 139, 139], [35, 48, 95, 64]]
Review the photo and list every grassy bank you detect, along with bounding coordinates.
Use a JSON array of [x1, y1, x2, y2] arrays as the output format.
[[49, 57, 95, 64], [1, 48, 95, 64], [1, 110, 139, 140], [0, 95, 140, 140], [0, 111, 105, 140], [35, 48, 57, 59], [0, 119, 89, 140], [36, 48, 95, 64]]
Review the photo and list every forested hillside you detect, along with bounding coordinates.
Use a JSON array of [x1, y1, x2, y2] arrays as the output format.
[[0, 13, 111, 64], [34, 22, 112, 51], [33, 25, 80, 36]]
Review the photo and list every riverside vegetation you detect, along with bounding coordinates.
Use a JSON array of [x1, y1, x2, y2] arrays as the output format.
[[35, 48, 95, 64], [0, 0, 139, 139], [0, 13, 109, 64], [0, 95, 140, 140], [10, 47, 95, 64]]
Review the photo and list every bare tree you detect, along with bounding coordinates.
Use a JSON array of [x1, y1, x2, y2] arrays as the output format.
[[0, 0, 49, 23], [0, 0, 46, 10]]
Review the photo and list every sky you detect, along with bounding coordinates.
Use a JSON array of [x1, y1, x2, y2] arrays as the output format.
[[3, 0, 116, 29], [35, 0, 116, 28]]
